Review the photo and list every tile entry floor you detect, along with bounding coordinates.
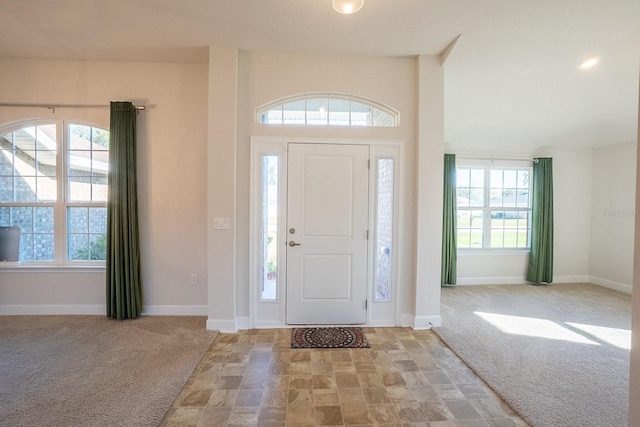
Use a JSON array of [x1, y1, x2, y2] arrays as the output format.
[[160, 328, 528, 427]]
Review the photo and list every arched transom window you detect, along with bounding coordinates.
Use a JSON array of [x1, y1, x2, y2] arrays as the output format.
[[257, 93, 399, 127]]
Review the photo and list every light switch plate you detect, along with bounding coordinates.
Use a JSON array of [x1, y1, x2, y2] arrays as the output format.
[[213, 217, 230, 230]]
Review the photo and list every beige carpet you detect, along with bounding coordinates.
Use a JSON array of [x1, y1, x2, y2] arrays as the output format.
[[435, 283, 630, 427], [0, 315, 217, 427]]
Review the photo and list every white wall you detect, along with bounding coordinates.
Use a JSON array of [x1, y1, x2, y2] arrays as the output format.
[[629, 84, 640, 427], [234, 51, 420, 323], [589, 141, 636, 293], [0, 51, 447, 330], [543, 147, 593, 281], [457, 253, 529, 285], [207, 45, 239, 331], [0, 57, 209, 315], [414, 55, 445, 328]]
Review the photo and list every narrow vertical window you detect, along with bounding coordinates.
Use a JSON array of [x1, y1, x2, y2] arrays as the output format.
[[375, 158, 394, 301], [489, 169, 530, 248], [0, 124, 57, 261], [66, 124, 109, 261], [261, 155, 279, 301], [456, 168, 485, 248]]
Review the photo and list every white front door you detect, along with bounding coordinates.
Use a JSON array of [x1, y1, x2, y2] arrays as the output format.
[[286, 143, 369, 324]]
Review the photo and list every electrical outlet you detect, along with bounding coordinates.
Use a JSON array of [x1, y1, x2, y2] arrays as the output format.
[[190, 273, 198, 284]]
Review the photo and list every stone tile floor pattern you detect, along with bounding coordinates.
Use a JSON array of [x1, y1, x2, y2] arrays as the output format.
[[160, 328, 528, 427]]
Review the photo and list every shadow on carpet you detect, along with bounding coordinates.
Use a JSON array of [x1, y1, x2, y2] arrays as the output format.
[[0, 315, 217, 427], [434, 283, 630, 427]]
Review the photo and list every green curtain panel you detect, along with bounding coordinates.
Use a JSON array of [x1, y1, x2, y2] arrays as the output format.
[[106, 102, 142, 319], [527, 157, 554, 284], [441, 153, 457, 286]]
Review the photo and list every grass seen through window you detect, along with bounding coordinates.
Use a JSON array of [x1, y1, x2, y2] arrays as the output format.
[[457, 166, 531, 249]]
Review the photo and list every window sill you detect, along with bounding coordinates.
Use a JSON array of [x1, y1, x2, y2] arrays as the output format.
[[458, 249, 530, 256], [0, 263, 106, 273]]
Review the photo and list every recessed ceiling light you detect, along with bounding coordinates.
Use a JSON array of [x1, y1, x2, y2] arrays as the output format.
[[333, 0, 364, 14], [580, 57, 599, 70]]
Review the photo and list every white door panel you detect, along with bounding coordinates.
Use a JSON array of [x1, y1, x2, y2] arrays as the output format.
[[287, 143, 369, 324], [302, 254, 352, 299]]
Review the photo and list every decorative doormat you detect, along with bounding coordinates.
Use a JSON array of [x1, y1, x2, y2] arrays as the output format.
[[291, 327, 370, 349]]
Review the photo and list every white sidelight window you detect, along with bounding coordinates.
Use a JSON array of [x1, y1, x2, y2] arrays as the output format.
[[374, 158, 394, 301], [261, 155, 279, 301]]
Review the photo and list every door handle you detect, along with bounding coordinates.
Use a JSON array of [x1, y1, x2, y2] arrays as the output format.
[[289, 240, 301, 247]]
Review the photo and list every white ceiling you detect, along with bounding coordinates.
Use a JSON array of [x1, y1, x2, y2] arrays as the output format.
[[1, 0, 638, 151]]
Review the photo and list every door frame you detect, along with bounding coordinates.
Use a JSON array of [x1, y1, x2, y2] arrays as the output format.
[[249, 136, 404, 329]]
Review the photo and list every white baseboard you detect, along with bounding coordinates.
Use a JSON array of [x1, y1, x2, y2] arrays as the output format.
[[0, 304, 105, 315], [207, 316, 268, 334], [553, 275, 590, 283], [206, 318, 238, 333], [412, 315, 442, 330], [400, 313, 414, 327], [0, 304, 209, 316], [456, 275, 591, 286], [252, 320, 397, 329], [456, 276, 527, 285], [254, 320, 288, 329], [366, 320, 397, 327], [589, 276, 633, 294], [236, 316, 250, 331], [141, 305, 208, 316]]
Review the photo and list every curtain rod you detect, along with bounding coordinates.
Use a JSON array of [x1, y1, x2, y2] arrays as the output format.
[[0, 103, 145, 113], [457, 155, 539, 163]]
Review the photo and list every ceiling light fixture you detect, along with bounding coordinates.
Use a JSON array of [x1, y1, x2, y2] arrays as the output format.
[[580, 57, 599, 70], [333, 0, 364, 14]]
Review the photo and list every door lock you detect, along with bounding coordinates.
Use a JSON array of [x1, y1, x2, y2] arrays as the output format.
[[289, 240, 301, 247]]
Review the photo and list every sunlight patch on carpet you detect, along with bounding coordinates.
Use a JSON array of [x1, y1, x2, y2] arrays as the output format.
[[474, 311, 599, 345], [566, 322, 631, 350]]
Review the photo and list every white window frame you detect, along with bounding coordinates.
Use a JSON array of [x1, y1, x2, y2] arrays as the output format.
[[0, 119, 109, 267], [456, 159, 532, 252]]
